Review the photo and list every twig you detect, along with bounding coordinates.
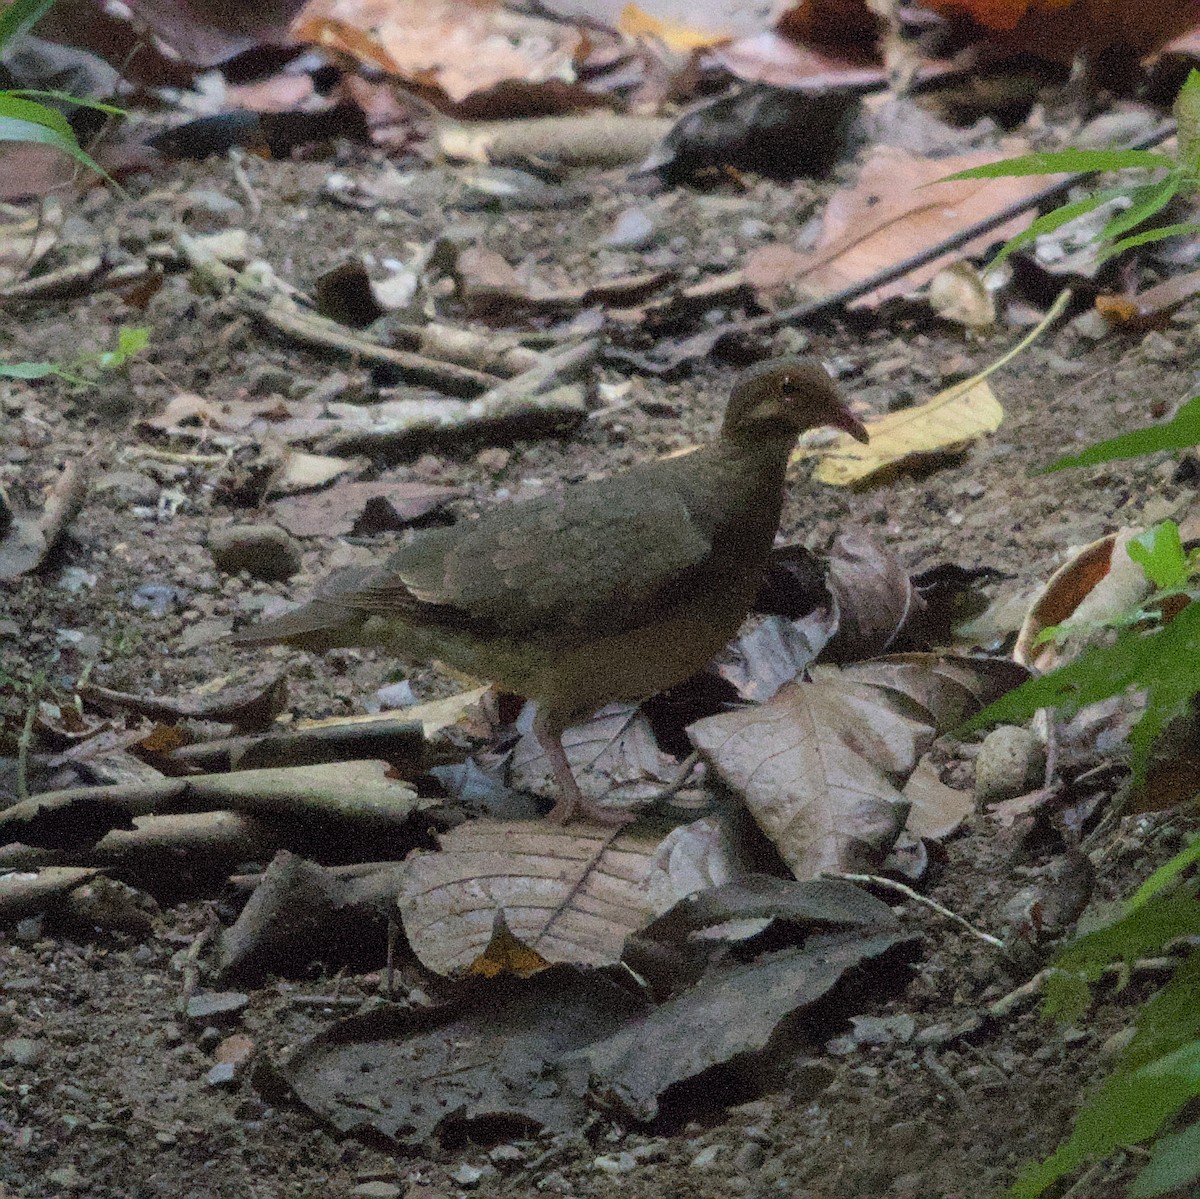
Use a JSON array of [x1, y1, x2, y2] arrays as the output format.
[[15, 701, 36, 805], [177, 909, 219, 1012], [228, 148, 261, 217], [921, 1047, 977, 1117], [823, 872, 1005, 949], [128, 447, 231, 467], [988, 957, 1179, 1019]]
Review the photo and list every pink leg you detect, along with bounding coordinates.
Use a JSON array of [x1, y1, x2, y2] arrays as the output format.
[[534, 712, 635, 827]]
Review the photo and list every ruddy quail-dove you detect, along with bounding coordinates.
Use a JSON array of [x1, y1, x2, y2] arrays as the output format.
[[233, 357, 868, 823]]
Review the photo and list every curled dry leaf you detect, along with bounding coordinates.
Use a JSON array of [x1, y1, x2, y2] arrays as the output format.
[[798, 379, 1004, 488], [396, 819, 673, 974], [1014, 529, 1150, 670], [824, 528, 925, 661], [687, 675, 926, 880], [719, 610, 838, 701]]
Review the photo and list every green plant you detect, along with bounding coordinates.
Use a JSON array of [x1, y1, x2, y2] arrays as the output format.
[[941, 70, 1200, 270], [0, 324, 149, 385], [0, 0, 124, 180]]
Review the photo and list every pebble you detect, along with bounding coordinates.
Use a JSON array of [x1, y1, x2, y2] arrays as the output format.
[[1140, 330, 1178, 362], [592, 1152, 636, 1173], [1, 1037, 47, 1067], [605, 207, 658, 249], [209, 524, 302, 581], [1071, 309, 1112, 341], [131, 581, 187, 617], [974, 725, 1045, 804], [185, 991, 249, 1023], [95, 469, 160, 506], [47, 1165, 86, 1192], [449, 1164, 486, 1187], [690, 1144, 722, 1169], [205, 1061, 238, 1088], [182, 189, 244, 218], [349, 1184, 401, 1199], [733, 1141, 765, 1173]]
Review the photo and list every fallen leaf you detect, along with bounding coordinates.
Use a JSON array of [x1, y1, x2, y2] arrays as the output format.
[[292, 0, 583, 104], [928, 262, 996, 332], [395, 818, 675, 973], [272, 479, 463, 537], [790, 144, 1062, 308], [824, 528, 925, 659], [277, 968, 645, 1144], [510, 703, 679, 816], [688, 675, 925, 880], [902, 759, 973, 840], [799, 378, 1003, 488], [618, 2, 731, 49], [467, 908, 552, 978]]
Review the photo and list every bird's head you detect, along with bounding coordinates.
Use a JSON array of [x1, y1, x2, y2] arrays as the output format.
[[722, 356, 869, 445]]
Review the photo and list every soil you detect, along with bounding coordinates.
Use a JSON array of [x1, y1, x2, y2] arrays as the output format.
[[2, 136, 1199, 1199]]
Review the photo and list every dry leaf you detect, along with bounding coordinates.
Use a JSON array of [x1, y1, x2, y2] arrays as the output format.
[[292, 0, 582, 104], [902, 759, 973, 840], [395, 819, 674, 974], [799, 379, 1003, 487], [467, 908, 552, 978], [824, 528, 924, 659], [272, 479, 463, 537], [1014, 530, 1151, 670], [688, 676, 925, 880], [618, 2, 731, 49], [928, 262, 995, 332], [791, 144, 1060, 308], [511, 703, 679, 816]]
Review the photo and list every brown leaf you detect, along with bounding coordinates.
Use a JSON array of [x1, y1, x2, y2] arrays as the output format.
[[467, 908, 552, 979], [688, 675, 925, 880], [510, 703, 679, 815], [824, 529, 925, 661], [901, 759, 972, 841], [395, 818, 678, 974], [272, 479, 463, 537]]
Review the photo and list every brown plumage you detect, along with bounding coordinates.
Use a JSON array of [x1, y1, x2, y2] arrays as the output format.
[[233, 357, 868, 823]]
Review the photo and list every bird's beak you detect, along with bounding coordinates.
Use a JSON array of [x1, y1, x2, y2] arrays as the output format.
[[830, 406, 870, 444]]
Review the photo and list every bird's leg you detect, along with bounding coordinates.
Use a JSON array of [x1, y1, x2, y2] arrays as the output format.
[[533, 710, 634, 827]]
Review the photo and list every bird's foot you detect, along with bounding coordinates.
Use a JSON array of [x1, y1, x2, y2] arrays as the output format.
[[546, 787, 637, 827]]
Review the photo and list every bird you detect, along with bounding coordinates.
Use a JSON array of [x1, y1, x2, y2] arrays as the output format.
[[232, 358, 868, 824]]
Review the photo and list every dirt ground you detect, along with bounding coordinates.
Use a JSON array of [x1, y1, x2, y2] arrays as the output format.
[[3, 140, 1200, 1199]]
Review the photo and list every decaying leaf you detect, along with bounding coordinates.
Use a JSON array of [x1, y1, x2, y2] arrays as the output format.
[[0, 458, 91, 581], [1014, 530, 1151, 670], [901, 759, 973, 840], [719, 611, 837, 701], [824, 528, 925, 660], [510, 703, 680, 815], [799, 379, 1003, 488], [688, 675, 924, 880], [272, 479, 463, 537], [396, 818, 677, 974], [468, 908, 553, 978], [276, 968, 645, 1144], [576, 928, 920, 1121]]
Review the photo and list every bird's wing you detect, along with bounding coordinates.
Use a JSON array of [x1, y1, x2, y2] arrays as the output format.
[[322, 477, 714, 641]]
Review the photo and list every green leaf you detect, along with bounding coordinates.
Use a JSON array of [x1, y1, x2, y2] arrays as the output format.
[[987, 188, 1130, 270], [0, 113, 109, 181], [1127, 521, 1189, 590], [0, 0, 56, 54], [1130, 837, 1200, 909], [1044, 394, 1200, 472], [3, 89, 126, 117], [1100, 221, 1200, 261], [940, 149, 1174, 181], [0, 360, 58, 379], [93, 325, 149, 369], [1174, 70, 1200, 177], [1098, 176, 1181, 245], [1011, 1055, 1200, 1198], [0, 93, 74, 140], [962, 601, 1200, 786], [1130, 1118, 1200, 1197]]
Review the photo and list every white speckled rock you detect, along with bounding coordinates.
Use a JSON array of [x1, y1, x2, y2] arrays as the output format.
[[974, 725, 1045, 804]]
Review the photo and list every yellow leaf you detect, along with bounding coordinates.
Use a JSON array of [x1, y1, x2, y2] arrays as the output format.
[[796, 380, 1004, 488], [618, 3, 730, 50]]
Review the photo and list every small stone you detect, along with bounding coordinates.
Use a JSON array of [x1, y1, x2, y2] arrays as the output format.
[[449, 1164, 485, 1187], [476, 447, 511, 472], [2, 1037, 47, 1067], [206, 1061, 237, 1087], [58, 566, 97, 593], [47, 1165, 86, 1191], [974, 725, 1045, 804], [690, 1145, 722, 1169], [733, 1141, 765, 1173], [1070, 309, 1111, 341], [187, 228, 251, 266], [349, 1183, 401, 1199], [592, 1153, 636, 1174], [185, 991, 249, 1023], [182, 189, 244, 218], [245, 363, 296, 396], [95, 470, 160, 506], [14, 916, 42, 942], [209, 524, 302, 581], [488, 1145, 525, 1166], [605, 207, 657, 250], [214, 1033, 255, 1065], [1140, 330, 1178, 362], [375, 679, 416, 708], [131, 582, 187, 617]]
